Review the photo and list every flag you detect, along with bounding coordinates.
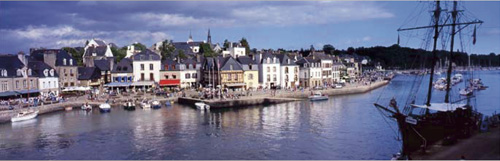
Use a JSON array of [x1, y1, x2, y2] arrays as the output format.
[[472, 25, 477, 45]]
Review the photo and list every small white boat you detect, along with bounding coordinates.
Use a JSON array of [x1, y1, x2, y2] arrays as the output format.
[[141, 101, 151, 110], [151, 100, 161, 109], [81, 104, 92, 111], [11, 110, 39, 122], [195, 102, 210, 110], [123, 101, 136, 111], [459, 88, 473, 96], [309, 92, 328, 101], [65, 106, 73, 111], [99, 103, 111, 113]]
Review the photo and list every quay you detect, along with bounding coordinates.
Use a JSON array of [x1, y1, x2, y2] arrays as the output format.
[[178, 80, 390, 108]]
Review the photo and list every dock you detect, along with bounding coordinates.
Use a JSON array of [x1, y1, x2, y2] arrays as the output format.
[[178, 97, 301, 109]]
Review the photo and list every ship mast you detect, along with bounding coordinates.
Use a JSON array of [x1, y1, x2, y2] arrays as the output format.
[[444, 1, 459, 103]]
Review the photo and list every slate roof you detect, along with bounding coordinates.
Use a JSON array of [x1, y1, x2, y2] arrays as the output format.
[[112, 58, 133, 73], [0, 54, 25, 78], [220, 56, 243, 71], [161, 59, 180, 71], [133, 49, 161, 61], [236, 56, 254, 65], [84, 46, 108, 57], [94, 59, 111, 71], [77, 67, 101, 80], [276, 54, 297, 66], [30, 49, 76, 67], [28, 61, 58, 78], [93, 39, 107, 46]]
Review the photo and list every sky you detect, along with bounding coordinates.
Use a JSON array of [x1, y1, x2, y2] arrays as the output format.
[[0, 1, 499, 55]]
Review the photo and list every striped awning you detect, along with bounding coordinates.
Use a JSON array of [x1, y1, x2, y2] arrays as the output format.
[[131, 81, 155, 86]]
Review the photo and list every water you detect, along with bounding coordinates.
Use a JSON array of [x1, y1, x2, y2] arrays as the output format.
[[0, 70, 498, 160]]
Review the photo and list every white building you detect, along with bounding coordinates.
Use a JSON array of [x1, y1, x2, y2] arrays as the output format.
[[296, 57, 322, 88], [83, 39, 114, 66], [277, 54, 299, 89], [222, 42, 246, 58], [126, 44, 142, 58], [132, 49, 161, 82], [28, 61, 59, 96], [179, 58, 199, 88], [256, 53, 281, 88]]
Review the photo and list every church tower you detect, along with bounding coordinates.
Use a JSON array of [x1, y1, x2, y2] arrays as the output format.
[[207, 28, 212, 45], [187, 30, 193, 43]]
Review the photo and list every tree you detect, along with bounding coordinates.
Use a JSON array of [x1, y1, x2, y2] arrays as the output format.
[[111, 46, 127, 62], [62, 47, 84, 66], [159, 40, 176, 60], [310, 45, 315, 52], [240, 38, 250, 55], [323, 44, 335, 55], [347, 47, 355, 54], [133, 43, 147, 51], [223, 39, 230, 49], [199, 43, 215, 57]]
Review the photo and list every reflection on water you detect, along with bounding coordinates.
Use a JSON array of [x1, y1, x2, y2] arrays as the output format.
[[0, 70, 498, 160]]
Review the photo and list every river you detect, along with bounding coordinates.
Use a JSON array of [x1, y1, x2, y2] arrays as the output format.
[[0, 70, 498, 159]]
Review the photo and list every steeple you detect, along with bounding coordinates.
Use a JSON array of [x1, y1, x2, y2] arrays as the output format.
[[207, 28, 212, 44], [187, 30, 193, 43]]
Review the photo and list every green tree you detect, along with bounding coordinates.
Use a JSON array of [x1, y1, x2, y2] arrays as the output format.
[[347, 47, 355, 54], [111, 46, 127, 62], [159, 40, 176, 60], [323, 44, 335, 55], [223, 39, 230, 49], [133, 43, 147, 51], [199, 43, 215, 57], [240, 38, 250, 55], [62, 47, 84, 66]]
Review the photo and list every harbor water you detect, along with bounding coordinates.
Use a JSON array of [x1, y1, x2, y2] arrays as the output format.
[[0, 70, 498, 159]]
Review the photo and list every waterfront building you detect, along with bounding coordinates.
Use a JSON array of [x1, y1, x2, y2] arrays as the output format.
[[237, 56, 259, 90], [28, 61, 59, 96], [132, 49, 161, 83], [219, 56, 245, 90], [256, 53, 281, 88], [201, 56, 223, 88], [110, 58, 134, 84], [77, 67, 102, 88], [296, 57, 322, 88], [276, 54, 299, 89], [332, 62, 345, 83], [83, 39, 114, 66], [159, 59, 181, 88], [0, 54, 39, 98], [125, 44, 142, 58], [93, 58, 114, 84], [178, 58, 199, 88], [30, 49, 78, 88]]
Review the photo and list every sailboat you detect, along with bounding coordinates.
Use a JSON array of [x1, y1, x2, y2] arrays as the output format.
[[374, 1, 483, 159]]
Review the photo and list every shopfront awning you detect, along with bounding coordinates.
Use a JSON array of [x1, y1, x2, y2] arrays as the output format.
[[131, 81, 155, 86], [104, 82, 132, 87], [18, 89, 40, 94], [62, 86, 91, 92], [159, 79, 180, 86], [225, 83, 246, 87], [0, 91, 19, 97]]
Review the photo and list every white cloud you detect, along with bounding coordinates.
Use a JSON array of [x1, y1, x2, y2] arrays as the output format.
[[345, 36, 373, 45], [230, 1, 394, 26], [0, 25, 173, 49], [133, 12, 234, 27]]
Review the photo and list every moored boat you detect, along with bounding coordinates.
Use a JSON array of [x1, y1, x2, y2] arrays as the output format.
[[309, 92, 328, 101], [151, 100, 161, 109], [81, 103, 92, 111], [123, 100, 136, 111], [195, 102, 210, 110], [11, 110, 39, 122], [140, 100, 151, 110], [65, 106, 73, 111], [99, 103, 111, 113]]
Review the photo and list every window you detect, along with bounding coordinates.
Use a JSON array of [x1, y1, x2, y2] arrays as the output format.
[[185, 73, 190, 79], [141, 73, 145, 81], [249, 64, 253, 70], [63, 58, 67, 65], [172, 75, 176, 79], [43, 82, 46, 88], [273, 74, 277, 81], [28, 69, 32, 76], [48, 81, 51, 88], [234, 74, 238, 81], [267, 58, 270, 64], [70, 69, 73, 76], [165, 75, 169, 79], [117, 67, 122, 71], [70, 59, 73, 66], [150, 73, 154, 81], [172, 65, 175, 70], [267, 67, 270, 72], [123, 67, 128, 71], [15, 81, 19, 89], [30, 80, 34, 87], [141, 64, 145, 71], [267, 74, 270, 82], [230, 65, 233, 70], [23, 80, 26, 88], [248, 73, 253, 79], [150, 64, 154, 70], [228, 73, 232, 81], [285, 67, 289, 74], [193, 64, 196, 69], [192, 73, 196, 78], [273, 67, 276, 72]]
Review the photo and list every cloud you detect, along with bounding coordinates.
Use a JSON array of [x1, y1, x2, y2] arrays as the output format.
[[0, 25, 173, 52], [132, 12, 234, 28], [345, 36, 373, 45]]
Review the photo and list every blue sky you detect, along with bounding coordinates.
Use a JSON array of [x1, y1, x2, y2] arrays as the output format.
[[0, 1, 498, 55]]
